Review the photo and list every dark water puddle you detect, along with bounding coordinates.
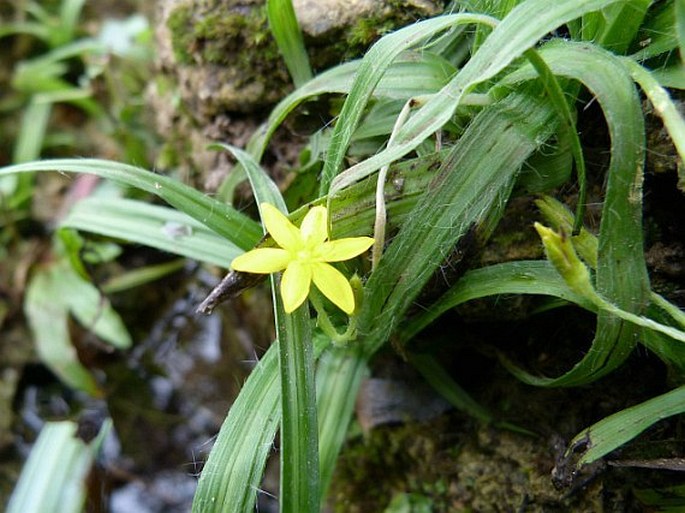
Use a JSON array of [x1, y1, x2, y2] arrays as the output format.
[[6, 263, 275, 511]]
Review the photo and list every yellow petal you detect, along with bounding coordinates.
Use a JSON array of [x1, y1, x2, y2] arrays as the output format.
[[231, 248, 291, 273], [319, 237, 374, 262], [300, 206, 328, 245], [260, 203, 302, 251], [311, 262, 355, 314], [281, 261, 312, 313]]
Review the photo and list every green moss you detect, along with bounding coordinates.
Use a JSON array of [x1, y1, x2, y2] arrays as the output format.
[[347, 16, 396, 48], [167, 3, 279, 67], [166, 1, 287, 97], [167, 5, 195, 64], [313, 5, 442, 68], [331, 417, 461, 512]]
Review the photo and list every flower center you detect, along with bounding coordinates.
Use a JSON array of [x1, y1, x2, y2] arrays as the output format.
[[295, 248, 313, 262]]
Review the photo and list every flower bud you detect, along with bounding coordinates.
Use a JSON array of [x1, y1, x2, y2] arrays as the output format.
[[534, 222, 597, 300]]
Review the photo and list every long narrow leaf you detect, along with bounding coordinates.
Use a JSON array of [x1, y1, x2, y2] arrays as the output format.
[[277, 301, 318, 513], [61, 197, 242, 267], [267, 0, 312, 87], [0, 159, 262, 248], [13, 99, 52, 163], [320, 12, 497, 193], [678, 0, 685, 64], [401, 261, 593, 343], [331, 0, 627, 193], [359, 88, 557, 356], [211, 144, 287, 213], [247, 53, 455, 162], [567, 385, 685, 466], [498, 41, 649, 386], [191, 343, 281, 512], [7, 420, 110, 513], [315, 346, 369, 500], [624, 58, 685, 190], [191, 336, 330, 513], [216, 144, 319, 513]]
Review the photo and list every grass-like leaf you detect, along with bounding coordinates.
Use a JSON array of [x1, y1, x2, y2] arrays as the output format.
[[191, 335, 331, 513], [402, 261, 593, 343], [247, 47, 460, 165], [566, 384, 685, 466], [13, 100, 51, 163], [191, 343, 281, 513], [315, 346, 369, 500], [678, 0, 685, 64], [210, 144, 320, 512], [330, 0, 626, 194], [266, 0, 312, 87], [624, 58, 685, 190], [61, 197, 242, 267], [408, 353, 494, 424], [320, 12, 497, 193], [0, 159, 262, 249], [277, 301, 319, 513], [359, 88, 558, 356], [7, 420, 110, 513], [498, 40, 649, 386]]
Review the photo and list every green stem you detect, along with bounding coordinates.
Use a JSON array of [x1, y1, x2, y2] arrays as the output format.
[[372, 99, 414, 269], [275, 277, 319, 513], [650, 292, 685, 330], [593, 294, 685, 344], [310, 292, 357, 346]]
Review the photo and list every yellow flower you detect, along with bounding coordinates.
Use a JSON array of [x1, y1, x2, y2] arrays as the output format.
[[231, 203, 374, 314]]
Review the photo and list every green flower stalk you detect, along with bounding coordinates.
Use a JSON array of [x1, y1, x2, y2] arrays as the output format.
[[535, 222, 685, 344]]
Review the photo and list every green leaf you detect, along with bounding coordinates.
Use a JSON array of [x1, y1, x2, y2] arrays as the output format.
[[13, 99, 51, 163], [191, 344, 281, 513], [61, 197, 242, 267], [25, 265, 101, 395], [211, 145, 320, 512], [330, 0, 628, 194], [402, 261, 593, 343], [267, 0, 312, 87], [359, 88, 557, 357], [630, 0, 678, 61], [59, 267, 132, 349], [7, 420, 110, 513], [634, 484, 685, 511], [315, 346, 369, 499], [277, 300, 319, 513], [408, 353, 493, 424], [211, 143, 287, 213], [594, 0, 650, 54], [566, 385, 685, 466], [499, 41, 649, 386], [678, 0, 685, 64], [522, 48, 587, 232], [101, 259, 187, 293], [247, 49, 457, 168], [320, 12, 497, 193], [0, 159, 262, 249], [191, 336, 331, 513], [624, 58, 685, 191]]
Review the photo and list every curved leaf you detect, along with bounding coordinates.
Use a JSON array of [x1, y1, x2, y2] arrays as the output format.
[[0, 159, 262, 249]]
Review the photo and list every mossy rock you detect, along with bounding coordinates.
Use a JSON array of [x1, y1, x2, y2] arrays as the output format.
[[151, 0, 444, 178]]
